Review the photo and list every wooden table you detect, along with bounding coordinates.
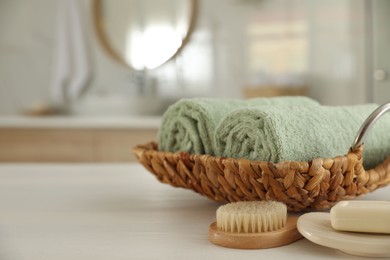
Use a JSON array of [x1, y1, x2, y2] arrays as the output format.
[[0, 163, 388, 260]]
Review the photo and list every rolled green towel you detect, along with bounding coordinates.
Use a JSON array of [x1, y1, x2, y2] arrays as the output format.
[[158, 96, 319, 155], [214, 104, 390, 168]]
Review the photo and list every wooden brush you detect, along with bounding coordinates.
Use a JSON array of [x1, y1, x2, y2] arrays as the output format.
[[208, 201, 302, 249]]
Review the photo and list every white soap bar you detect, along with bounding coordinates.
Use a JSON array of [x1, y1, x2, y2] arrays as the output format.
[[330, 200, 390, 234]]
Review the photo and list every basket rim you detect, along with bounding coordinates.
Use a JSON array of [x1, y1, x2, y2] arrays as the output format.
[[132, 141, 364, 167]]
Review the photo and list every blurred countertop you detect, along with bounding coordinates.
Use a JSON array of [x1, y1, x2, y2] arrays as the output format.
[[0, 163, 388, 259], [0, 116, 161, 129]]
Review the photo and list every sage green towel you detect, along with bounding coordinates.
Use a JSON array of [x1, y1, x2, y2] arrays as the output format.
[[214, 104, 390, 168], [158, 96, 319, 155]]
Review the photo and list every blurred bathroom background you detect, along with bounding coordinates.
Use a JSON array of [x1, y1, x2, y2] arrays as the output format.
[[0, 0, 390, 162]]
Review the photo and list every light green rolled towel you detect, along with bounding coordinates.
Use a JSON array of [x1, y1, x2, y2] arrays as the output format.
[[158, 96, 319, 155], [214, 104, 390, 168]]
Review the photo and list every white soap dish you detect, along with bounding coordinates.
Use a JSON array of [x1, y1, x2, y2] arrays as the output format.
[[297, 212, 390, 258]]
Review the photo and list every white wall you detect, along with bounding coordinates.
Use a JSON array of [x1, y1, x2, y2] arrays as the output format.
[[0, 0, 56, 114], [306, 0, 369, 105], [0, 0, 372, 115]]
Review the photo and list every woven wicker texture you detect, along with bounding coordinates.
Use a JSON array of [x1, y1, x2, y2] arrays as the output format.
[[133, 142, 390, 212]]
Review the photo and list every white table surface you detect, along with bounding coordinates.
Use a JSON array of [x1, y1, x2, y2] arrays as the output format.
[[0, 163, 388, 260]]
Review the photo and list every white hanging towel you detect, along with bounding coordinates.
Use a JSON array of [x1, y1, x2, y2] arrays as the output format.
[[51, 0, 91, 105]]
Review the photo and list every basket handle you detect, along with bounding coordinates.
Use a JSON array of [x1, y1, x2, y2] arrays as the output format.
[[352, 102, 390, 149]]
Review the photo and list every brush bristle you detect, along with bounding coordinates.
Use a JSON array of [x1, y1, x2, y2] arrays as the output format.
[[216, 201, 287, 233]]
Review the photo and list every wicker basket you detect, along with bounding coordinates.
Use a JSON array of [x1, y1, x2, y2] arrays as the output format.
[[133, 104, 390, 212]]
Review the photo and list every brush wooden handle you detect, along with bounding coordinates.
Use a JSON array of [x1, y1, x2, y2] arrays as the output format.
[[208, 216, 302, 249]]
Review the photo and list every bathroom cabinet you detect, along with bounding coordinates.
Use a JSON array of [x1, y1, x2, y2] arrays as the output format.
[[0, 117, 159, 162]]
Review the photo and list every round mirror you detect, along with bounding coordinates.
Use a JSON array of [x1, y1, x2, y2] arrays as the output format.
[[92, 0, 197, 71]]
